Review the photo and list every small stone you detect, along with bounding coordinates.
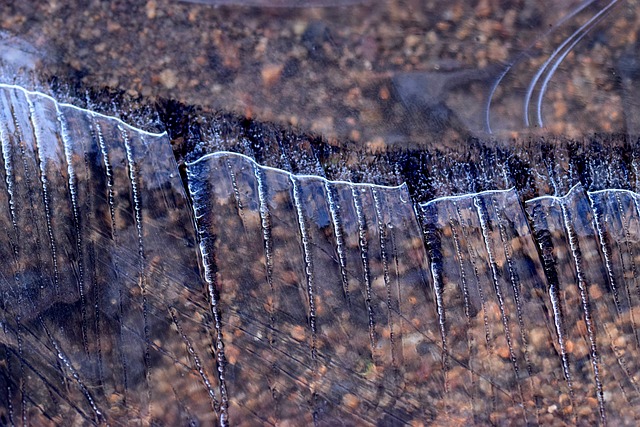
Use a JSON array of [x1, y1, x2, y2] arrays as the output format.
[[342, 393, 359, 410], [291, 325, 306, 341], [261, 64, 283, 87], [564, 339, 574, 354], [405, 34, 421, 48], [497, 345, 511, 360], [158, 69, 178, 90], [475, 0, 491, 18], [529, 327, 549, 349], [145, 0, 157, 20], [379, 85, 390, 100]]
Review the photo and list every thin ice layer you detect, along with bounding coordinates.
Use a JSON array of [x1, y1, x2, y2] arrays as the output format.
[[418, 189, 567, 425], [186, 151, 444, 425], [5, 83, 640, 426], [526, 185, 640, 425], [0, 84, 222, 425]]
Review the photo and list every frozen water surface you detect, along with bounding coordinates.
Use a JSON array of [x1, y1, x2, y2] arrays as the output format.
[[2, 0, 640, 425], [1, 82, 640, 424], [187, 151, 439, 424]]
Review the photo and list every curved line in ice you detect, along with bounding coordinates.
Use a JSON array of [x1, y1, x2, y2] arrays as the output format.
[[0, 83, 167, 138], [532, 0, 620, 128], [187, 150, 411, 193], [485, 0, 597, 133]]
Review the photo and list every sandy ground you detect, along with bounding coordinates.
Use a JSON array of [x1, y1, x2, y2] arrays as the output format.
[[0, 0, 638, 150]]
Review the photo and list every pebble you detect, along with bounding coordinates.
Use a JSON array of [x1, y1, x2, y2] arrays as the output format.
[[158, 68, 178, 89], [342, 393, 360, 410], [145, 0, 157, 19], [261, 63, 283, 87]]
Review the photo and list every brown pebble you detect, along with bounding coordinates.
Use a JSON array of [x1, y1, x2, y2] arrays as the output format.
[[291, 325, 306, 341], [379, 86, 390, 100], [529, 327, 549, 348], [589, 284, 603, 300], [225, 345, 239, 365], [554, 100, 568, 120], [497, 345, 511, 360], [436, 21, 451, 32], [404, 34, 421, 48], [261, 64, 283, 87], [145, 0, 157, 19], [564, 339, 574, 354], [614, 335, 627, 349], [342, 393, 360, 410], [586, 397, 599, 408], [475, 0, 491, 18], [158, 69, 178, 90], [578, 403, 594, 417]]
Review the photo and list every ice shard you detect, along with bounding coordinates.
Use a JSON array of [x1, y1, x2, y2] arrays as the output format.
[[526, 186, 640, 425], [0, 84, 222, 425], [186, 152, 443, 424]]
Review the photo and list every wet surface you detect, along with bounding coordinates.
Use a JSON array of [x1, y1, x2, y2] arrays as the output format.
[[185, 149, 640, 424], [187, 152, 438, 425]]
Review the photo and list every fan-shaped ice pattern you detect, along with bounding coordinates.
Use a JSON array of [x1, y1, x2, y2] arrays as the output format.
[[419, 190, 561, 424], [526, 186, 640, 425], [3, 83, 640, 425], [186, 152, 443, 425], [0, 84, 223, 425], [188, 150, 640, 424]]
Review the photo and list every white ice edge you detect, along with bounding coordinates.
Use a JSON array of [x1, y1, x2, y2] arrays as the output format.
[[190, 150, 640, 206], [0, 83, 167, 138], [10, 83, 638, 206], [420, 187, 517, 207], [588, 188, 640, 197], [525, 183, 583, 204], [525, 184, 640, 204], [186, 150, 410, 192]]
